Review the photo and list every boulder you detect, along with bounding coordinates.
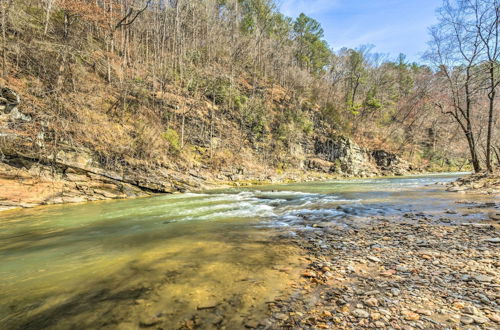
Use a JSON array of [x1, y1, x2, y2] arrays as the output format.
[[0, 86, 20, 114], [371, 150, 399, 168], [371, 149, 410, 175]]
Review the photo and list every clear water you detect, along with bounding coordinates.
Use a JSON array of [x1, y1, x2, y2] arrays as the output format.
[[0, 173, 495, 329]]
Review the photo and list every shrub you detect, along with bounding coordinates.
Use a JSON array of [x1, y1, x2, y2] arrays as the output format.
[[162, 128, 181, 153], [204, 76, 231, 105]]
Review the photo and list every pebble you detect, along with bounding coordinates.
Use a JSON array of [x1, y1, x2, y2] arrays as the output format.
[[352, 309, 370, 318], [471, 315, 488, 324], [322, 310, 332, 317], [487, 313, 500, 323], [448, 314, 461, 323], [381, 269, 396, 277], [346, 265, 356, 273], [274, 313, 288, 321], [364, 290, 380, 295], [483, 238, 500, 243], [463, 306, 479, 315], [301, 270, 317, 278], [461, 316, 474, 324], [396, 265, 409, 272], [378, 308, 391, 316], [390, 288, 401, 296], [367, 256, 381, 263], [402, 311, 420, 321], [364, 297, 378, 307], [473, 274, 493, 282], [416, 309, 432, 316]]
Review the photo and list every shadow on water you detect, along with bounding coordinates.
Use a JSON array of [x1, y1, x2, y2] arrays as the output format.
[[2, 219, 298, 329], [11, 286, 148, 330]]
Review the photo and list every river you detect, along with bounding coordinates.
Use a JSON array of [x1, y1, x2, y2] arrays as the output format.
[[0, 173, 495, 329]]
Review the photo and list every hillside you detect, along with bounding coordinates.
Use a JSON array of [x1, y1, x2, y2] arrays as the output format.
[[0, 0, 470, 210]]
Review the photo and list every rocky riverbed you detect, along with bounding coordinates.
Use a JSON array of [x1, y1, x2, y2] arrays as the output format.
[[258, 212, 500, 329], [447, 173, 500, 195]]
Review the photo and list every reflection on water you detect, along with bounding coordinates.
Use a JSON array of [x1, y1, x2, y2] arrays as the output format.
[[0, 173, 496, 329]]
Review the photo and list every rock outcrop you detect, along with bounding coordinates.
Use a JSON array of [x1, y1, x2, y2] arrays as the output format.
[[312, 136, 410, 177], [371, 149, 410, 176], [0, 148, 209, 212], [313, 136, 378, 177]]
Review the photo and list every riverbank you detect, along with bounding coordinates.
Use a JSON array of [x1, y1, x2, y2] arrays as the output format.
[[447, 172, 500, 195], [1, 92, 437, 213], [2, 153, 455, 214], [0, 162, 414, 213], [260, 206, 500, 329]]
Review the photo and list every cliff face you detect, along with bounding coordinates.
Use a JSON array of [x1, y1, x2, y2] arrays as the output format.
[[0, 86, 413, 211], [307, 136, 411, 177]]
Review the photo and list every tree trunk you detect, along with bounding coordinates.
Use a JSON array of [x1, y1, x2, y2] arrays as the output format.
[[485, 64, 496, 173], [464, 66, 481, 173], [43, 0, 54, 35], [181, 113, 185, 149], [465, 131, 481, 173], [1, 0, 8, 78]]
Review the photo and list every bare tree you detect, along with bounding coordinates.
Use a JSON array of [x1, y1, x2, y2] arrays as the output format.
[[0, 0, 13, 77], [42, 0, 56, 35], [426, 0, 488, 172], [466, 0, 499, 172]]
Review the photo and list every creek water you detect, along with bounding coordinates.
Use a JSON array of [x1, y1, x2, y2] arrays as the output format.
[[0, 173, 495, 329]]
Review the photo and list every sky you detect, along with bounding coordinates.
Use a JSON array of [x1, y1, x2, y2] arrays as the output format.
[[279, 0, 441, 63]]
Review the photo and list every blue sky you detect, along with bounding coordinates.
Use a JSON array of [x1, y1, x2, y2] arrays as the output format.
[[279, 0, 441, 63]]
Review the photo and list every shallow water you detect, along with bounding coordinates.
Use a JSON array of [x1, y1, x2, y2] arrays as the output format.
[[0, 173, 496, 329]]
